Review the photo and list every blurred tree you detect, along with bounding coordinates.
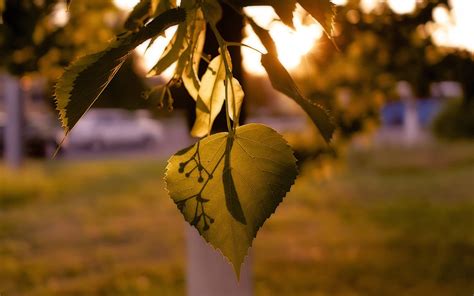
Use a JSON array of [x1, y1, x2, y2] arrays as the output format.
[[1, 0, 116, 78], [0, 0, 150, 110], [303, 0, 473, 139]]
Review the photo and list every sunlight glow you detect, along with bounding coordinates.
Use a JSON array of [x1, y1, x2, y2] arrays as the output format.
[[242, 6, 323, 75], [135, 26, 178, 79], [387, 0, 417, 15], [50, 2, 69, 27], [331, 0, 348, 5], [429, 0, 474, 52], [114, 0, 140, 11]]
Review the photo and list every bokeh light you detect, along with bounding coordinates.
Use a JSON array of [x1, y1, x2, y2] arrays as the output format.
[[114, 0, 140, 11]]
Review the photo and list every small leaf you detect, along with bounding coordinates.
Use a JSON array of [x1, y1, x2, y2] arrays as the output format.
[[191, 53, 229, 137], [182, 9, 206, 100], [166, 123, 298, 276], [124, 0, 154, 31], [149, 22, 187, 76], [297, 0, 336, 37], [55, 8, 186, 132], [250, 21, 335, 142], [270, 0, 297, 29], [226, 77, 244, 121]]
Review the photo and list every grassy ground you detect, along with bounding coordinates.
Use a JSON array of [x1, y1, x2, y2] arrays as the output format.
[[1, 142, 473, 295]]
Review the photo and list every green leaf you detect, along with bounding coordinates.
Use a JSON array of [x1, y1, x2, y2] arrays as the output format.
[[149, 22, 187, 76], [182, 8, 206, 100], [250, 21, 335, 143], [297, 0, 336, 37], [124, 0, 159, 31], [182, 20, 206, 100], [55, 8, 186, 133], [226, 77, 244, 121], [165, 123, 298, 276], [191, 52, 231, 137]]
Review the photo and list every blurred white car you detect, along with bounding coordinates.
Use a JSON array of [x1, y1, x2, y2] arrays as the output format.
[[66, 109, 164, 150]]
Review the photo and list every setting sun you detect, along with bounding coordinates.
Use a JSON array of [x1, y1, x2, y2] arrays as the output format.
[[242, 6, 323, 75]]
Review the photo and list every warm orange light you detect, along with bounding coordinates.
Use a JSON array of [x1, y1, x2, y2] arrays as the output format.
[[114, 0, 139, 11], [242, 6, 323, 75], [387, 0, 417, 14], [429, 0, 474, 52], [135, 26, 178, 79]]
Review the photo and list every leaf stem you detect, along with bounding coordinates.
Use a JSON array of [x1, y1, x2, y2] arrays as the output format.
[[226, 42, 266, 55]]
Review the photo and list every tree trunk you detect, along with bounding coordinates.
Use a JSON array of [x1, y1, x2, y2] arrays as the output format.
[[185, 4, 253, 296], [3, 74, 24, 170]]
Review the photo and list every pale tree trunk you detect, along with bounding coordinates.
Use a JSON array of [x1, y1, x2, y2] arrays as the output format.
[[186, 225, 253, 296], [186, 3, 253, 295], [397, 81, 421, 146], [3, 74, 24, 170]]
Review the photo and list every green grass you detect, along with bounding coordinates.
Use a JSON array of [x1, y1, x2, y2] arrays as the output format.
[[1, 142, 473, 296]]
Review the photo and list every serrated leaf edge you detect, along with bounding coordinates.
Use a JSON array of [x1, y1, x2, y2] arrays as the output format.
[[163, 123, 298, 279]]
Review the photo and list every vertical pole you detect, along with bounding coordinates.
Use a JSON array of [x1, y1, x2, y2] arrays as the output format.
[[3, 74, 23, 169], [186, 225, 253, 296], [397, 81, 420, 146]]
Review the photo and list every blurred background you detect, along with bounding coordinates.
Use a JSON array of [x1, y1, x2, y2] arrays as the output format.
[[1, 0, 473, 295]]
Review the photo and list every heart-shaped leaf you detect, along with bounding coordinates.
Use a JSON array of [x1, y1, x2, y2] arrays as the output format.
[[165, 123, 298, 276]]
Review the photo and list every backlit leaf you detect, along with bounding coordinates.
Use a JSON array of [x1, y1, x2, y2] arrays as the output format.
[[226, 77, 244, 121], [270, 0, 297, 29], [191, 53, 230, 137], [250, 21, 335, 142], [182, 9, 206, 100], [166, 123, 298, 276], [297, 0, 336, 37], [124, 0, 156, 31], [149, 22, 187, 76], [55, 8, 186, 132]]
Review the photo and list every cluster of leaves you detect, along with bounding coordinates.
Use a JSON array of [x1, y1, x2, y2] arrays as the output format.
[[55, 0, 336, 277]]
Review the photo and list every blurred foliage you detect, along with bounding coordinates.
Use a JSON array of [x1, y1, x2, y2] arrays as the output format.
[[1, 141, 473, 295], [433, 98, 474, 139], [303, 0, 474, 139], [0, 0, 156, 111], [0, 0, 117, 79]]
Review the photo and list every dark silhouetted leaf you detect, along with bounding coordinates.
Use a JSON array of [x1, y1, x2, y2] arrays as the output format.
[[250, 21, 335, 142], [297, 0, 336, 37], [166, 123, 298, 277], [55, 8, 186, 132]]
